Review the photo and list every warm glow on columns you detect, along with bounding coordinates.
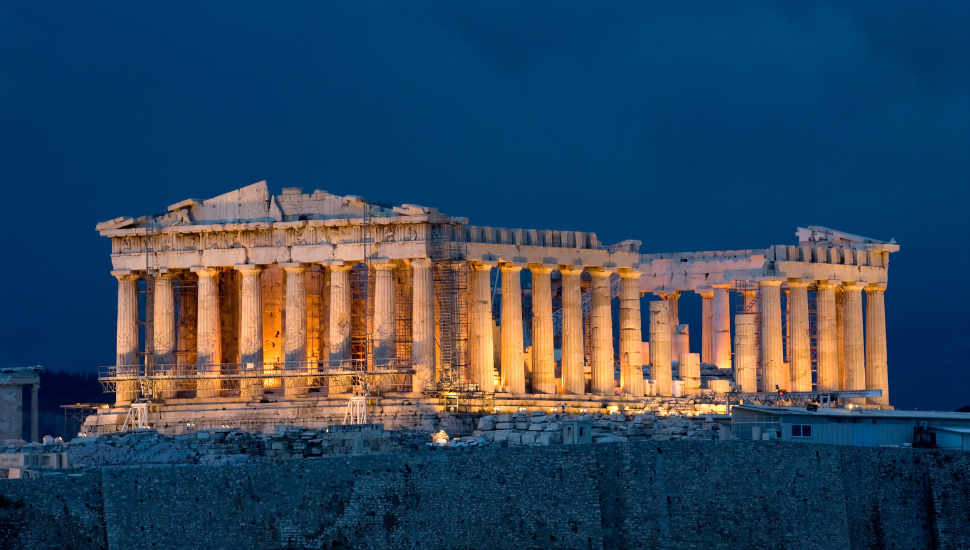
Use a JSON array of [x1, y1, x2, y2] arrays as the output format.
[[529, 265, 556, 395], [194, 268, 222, 367], [237, 265, 264, 365], [618, 269, 644, 396], [815, 282, 839, 391], [649, 300, 672, 397], [560, 267, 585, 395], [153, 272, 177, 368], [697, 289, 714, 365], [372, 262, 397, 363], [411, 258, 435, 390], [759, 280, 785, 392], [842, 282, 866, 403], [865, 285, 889, 406], [500, 264, 524, 394], [328, 264, 353, 362], [113, 271, 140, 406], [787, 281, 812, 392], [711, 284, 732, 370], [468, 263, 495, 391], [589, 268, 614, 396]]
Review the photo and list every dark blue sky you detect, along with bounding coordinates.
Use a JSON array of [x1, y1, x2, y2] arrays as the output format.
[[2, 2, 967, 409]]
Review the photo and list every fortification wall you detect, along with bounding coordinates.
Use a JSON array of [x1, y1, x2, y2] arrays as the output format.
[[2, 441, 969, 550]]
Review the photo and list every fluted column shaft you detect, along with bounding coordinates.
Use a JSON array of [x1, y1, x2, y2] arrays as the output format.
[[238, 266, 264, 365], [699, 290, 714, 364], [760, 280, 784, 392], [411, 259, 434, 390], [372, 263, 397, 362], [590, 269, 614, 395], [329, 265, 353, 362], [500, 264, 524, 393], [836, 287, 845, 389], [469, 264, 495, 391], [530, 266, 555, 394], [153, 273, 176, 367], [712, 285, 732, 370], [816, 283, 838, 391], [114, 272, 140, 405], [842, 283, 866, 402], [734, 314, 757, 391], [657, 291, 680, 338], [195, 269, 222, 367], [283, 266, 308, 364], [619, 270, 644, 396], [561, 267, 585, 394], [788, 281, 812, 392], [649, 300, 672, 396], [865, 286, 889, 406]]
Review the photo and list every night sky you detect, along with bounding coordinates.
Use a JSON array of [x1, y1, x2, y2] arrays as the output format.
[[2, 2, 967, 410]]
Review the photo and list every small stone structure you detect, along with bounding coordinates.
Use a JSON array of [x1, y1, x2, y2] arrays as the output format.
[[0, 367, 41, 443]]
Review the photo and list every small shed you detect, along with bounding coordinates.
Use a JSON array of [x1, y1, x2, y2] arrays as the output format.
[[562, 419, 592, 445], [731, 405, 970, 448]]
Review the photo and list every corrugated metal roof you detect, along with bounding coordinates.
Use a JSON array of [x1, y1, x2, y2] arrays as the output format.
[[733, 405, 970, 421]]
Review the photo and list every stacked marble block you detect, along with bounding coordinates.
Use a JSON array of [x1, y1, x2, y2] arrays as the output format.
[[472, 410, 719, 445]]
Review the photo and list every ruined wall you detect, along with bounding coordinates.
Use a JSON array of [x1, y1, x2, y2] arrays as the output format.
[[2, 442, 969, 550], [0, 472, 106, 550]]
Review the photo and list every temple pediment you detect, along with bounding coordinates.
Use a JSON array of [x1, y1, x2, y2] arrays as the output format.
[[96, 181, 447, 232]]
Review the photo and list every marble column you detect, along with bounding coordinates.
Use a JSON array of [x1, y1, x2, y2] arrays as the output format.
[[194, 268, 221, 398], [619, 269, 644, 396], [698, 289, 714, 365], [469, 263, 495, 391], [734, 314, 757, 392], [657, 291, 680, 338], [788, 281, 812, 392], [589, 269, 614, 396], [816, 282, 839, 391], [530, 265, 555, 394], [114, 271, 140, 405], [153, 273, 176, 367], [238, 265, 264, 397], [649, 300, 672, 396], [760, 280, 785, 392], [372, 263, 397, 363], [411, 259, 435, 391], [469, 264, 495, 390], [712, 285, 732, 370], [835, 287, 845, 389], [283, 265, 309, 398], [865, 285, 889, 406], [561, 267, 585, 394], [328, 264, 353, 363], [500, 264, 524, 393], [680, 353, 701, 389], [842, 282, 866, 402]]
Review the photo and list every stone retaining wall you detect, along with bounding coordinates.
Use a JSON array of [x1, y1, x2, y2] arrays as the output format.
[[1, 441, 968, 550]]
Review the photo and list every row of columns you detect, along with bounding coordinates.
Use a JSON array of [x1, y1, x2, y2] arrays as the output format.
[[734, 280, 888, 406]]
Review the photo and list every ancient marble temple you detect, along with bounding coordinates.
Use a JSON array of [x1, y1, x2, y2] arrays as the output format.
[[97, 181, 898, 409]]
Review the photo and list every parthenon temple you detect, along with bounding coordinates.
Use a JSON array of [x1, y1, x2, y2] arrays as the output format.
[[91, 181, 897, 432]]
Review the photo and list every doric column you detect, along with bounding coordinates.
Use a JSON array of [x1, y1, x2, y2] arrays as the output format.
[[153, 272, 176, 367], [842, 282, 866, 402], [468, 263, 495, 391], [411, 259, 435, 391], [114, 271, 140, 405], [372, 262, 397, 363], [680, 353, 701, 389], [698, 289, 714, 365], [328, 264, 353, 363], [836, 286, 845, 389], [194, 268, 221, 398], [589, 268, 614, 396], [30, 384, 39, 443], [237, 265, 264, 397], [759, 280, 785, 392], [530, 265, 555, 394], [619, 269, 644, 396], [788, 280, 812, 392], [560, 267, 585, 394], [283, 264, 308, 399], [499, 264, 524, 393], [816, 282, 839, 391], [656, 291, 680, 338], [734, 314, 757, 391], [712, 284, 732, 370], [649, 300, 672, 396], [865, 285, 889, 406]]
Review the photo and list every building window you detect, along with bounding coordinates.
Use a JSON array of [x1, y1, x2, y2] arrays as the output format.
[[792, 424, 812, 438]]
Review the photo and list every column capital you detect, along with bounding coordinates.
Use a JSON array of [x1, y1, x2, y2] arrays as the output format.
[[371, 261, 397, 271], [787, 279, 812, 289], [865, 283, 887, 294], [654, 290, 681, 299], [842, 281, 866, 291], [468, 261, 496, 271], [327, 263, 354, 272], [815, 281, 837, 290], [111, 269, 139, 281], [617, 268, 642, 279], [279, 262, 309, 273], [190, 266, 221, 277], [588, 267, 613, 279], [558, 265, 584, 275], [756, 278, 784, 287], [154, 270, 177, 280], [696, 289, 715, 299], [527, 263, 556, 274], [234, 263, 264, 275], [410, 258, 432, 269], [710, 282, 734, 289], [499, 263, 523, 273]]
